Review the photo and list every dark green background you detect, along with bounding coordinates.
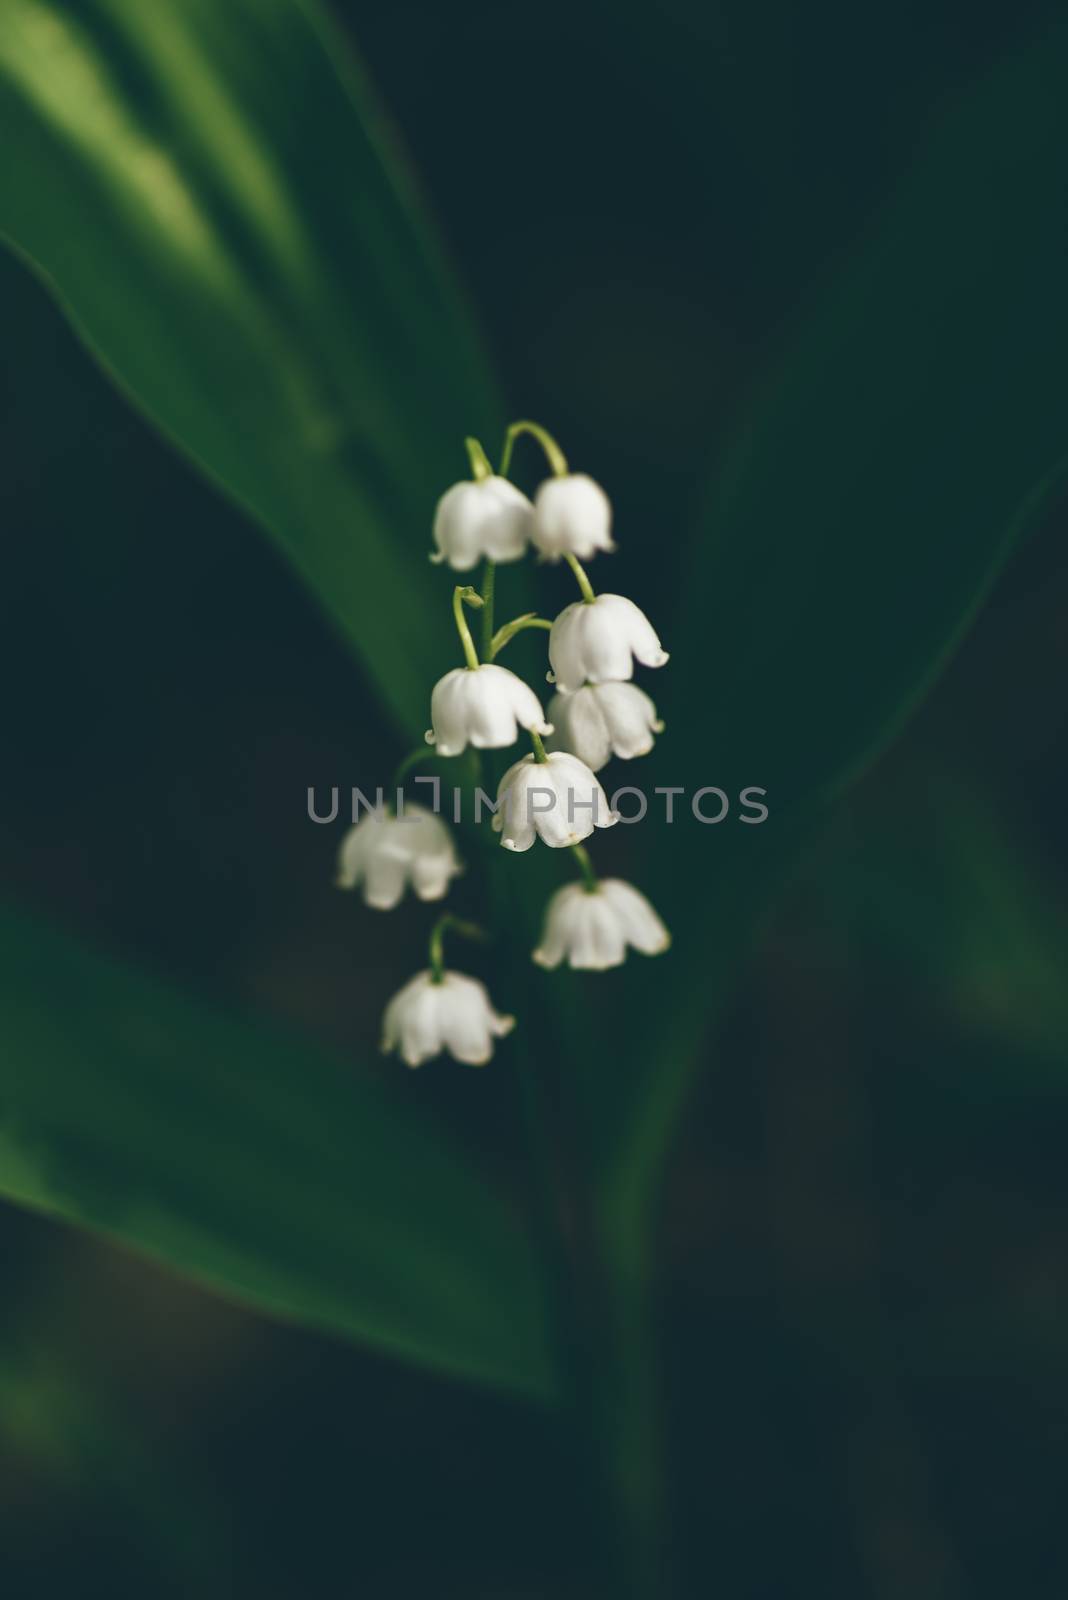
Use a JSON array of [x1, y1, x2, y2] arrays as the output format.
[[2, 1, 1067, 1595]]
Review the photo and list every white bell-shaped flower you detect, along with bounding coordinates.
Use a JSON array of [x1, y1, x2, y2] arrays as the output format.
[[427, 663, 552, 757], [533, 879, 670, 970], [336, 804, 461, 909], [381, 970, 515, 1067], [549, 594, 669, 692], [547, 682, 663, 772], [431, 476, 533, 571], [531, 473, 615, 561], [493, 751, 618, 851]]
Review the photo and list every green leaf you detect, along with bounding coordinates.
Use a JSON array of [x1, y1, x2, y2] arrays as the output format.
[[832, 772, 1068, 1074], [598, 28, 1068, 1231], [0, 904, 554, 1399], [0, 0, 500, 733]]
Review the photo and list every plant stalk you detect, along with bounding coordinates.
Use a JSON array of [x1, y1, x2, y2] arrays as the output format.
[[480, 558, 495, 657]]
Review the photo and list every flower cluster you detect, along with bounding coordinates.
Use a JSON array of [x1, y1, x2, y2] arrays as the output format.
[[337, 422, 671, 1068]]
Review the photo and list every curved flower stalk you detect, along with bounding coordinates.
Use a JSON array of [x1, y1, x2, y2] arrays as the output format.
[[424, 582, 553, 755]]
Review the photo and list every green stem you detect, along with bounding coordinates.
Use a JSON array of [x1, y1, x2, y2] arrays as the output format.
[[428, 912, 485, 983], [510, 1044, 614, 1587], [500, 418, 569, 479], [489, 612, 553, 659], [500, 957, 625, 1597], [391, 747, 433, 794], [593, 1208, 666, 1598], [464, 436, 493, 481], [565, 551, 596, 604], [516, 1011, 663, 1599], [452, 585, 483, 670], [480, 559, 496, 658], [571, 843, 598, 893], [529, 729, 549, 764]]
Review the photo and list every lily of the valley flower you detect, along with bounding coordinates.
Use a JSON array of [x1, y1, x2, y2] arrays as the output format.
[[549, 593, 669, 692], [381, 970, 515, 1067], [531, 473, 615, 561], [336, 804, 461, 909], [548, 681, 663, 771], [427, 663, 552, 756], [533, 879, 670, 970], [493, 750, 618, 851], [432, 476, 533, 570]]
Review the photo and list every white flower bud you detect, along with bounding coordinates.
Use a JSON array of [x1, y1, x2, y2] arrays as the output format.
[[531, 473, 614, 560], [431, 477, 533, 570], [426, 663, 552, 757], [336, 804, 461, 909], [381, 970, 515, 1067], [533, 879, 671, 971], [548, 593, 669, 692], [547, 682, 663, 772], [493, 751, 618, 851]]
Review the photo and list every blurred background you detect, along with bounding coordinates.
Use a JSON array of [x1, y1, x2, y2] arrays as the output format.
[[2, 0, 1067, 1595]]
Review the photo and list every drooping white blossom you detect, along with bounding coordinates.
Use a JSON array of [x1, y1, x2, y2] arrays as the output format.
[[380, 970, 515, 1067], [531, 473, 615, 561], [549, 593, 669, 692], [336, 804, 461, 909], [431, 476, 533, 571], [547, 681, 663, 771], [493, 751, 618, 851], [426, 663, 552, 757], [533, 879, 670, 971]]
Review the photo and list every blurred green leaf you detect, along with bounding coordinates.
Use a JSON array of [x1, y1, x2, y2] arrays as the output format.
[[0, 905, 554, 1398], [835, 773, 1068, 1074], [600, 27, 1068, 1234], [0, 0, 499, 732]]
